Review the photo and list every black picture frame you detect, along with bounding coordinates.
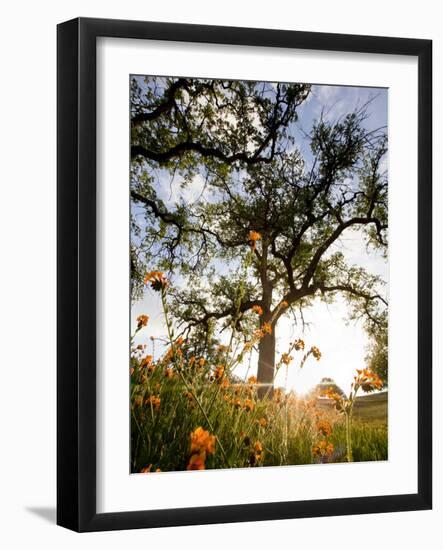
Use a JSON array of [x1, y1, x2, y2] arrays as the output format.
[[57, 17, 432, 532]]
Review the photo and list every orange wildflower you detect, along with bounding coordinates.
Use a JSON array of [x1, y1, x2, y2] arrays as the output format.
[[187, 453, 206, 471], [316, 419, 333, 438], [133, 395, 143, 407], [310, 346, 322, 361], [312, 440, 334, 459], [136, 314, 149, 329], [163, 347, 173, 362], [217, 344, 229, 352], [281, 353, 293, 365], [145, 395, 161, 411], [140, 464, 152, 473], [190, 427, 216, 455], [258, 417, 267, 428], [354, 368, 383, 392], [323, 387, 340, 400], [183, 391, 194, 402], [140, 355, 153, 368], [261, 322, 272, 335], [243, 341, 253, 352], [244, 398, 255, 412], [248, 375, 257, 385], [214, 365, 225, 380], [253, 328, 265, 340], [247, 230, 262, 249], [220, 378, 230, 389], [274, 388, 283, 404], [144, 271, 169, 291], [252, 304, 263, 315], [294, 338, 305, 351], [250, 442, 264, 464]]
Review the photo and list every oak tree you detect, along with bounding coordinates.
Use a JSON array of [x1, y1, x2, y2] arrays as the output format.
[[130, 76, 388, 395]]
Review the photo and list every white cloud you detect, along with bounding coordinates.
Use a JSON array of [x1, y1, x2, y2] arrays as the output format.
[[160, 172, 209, 207]]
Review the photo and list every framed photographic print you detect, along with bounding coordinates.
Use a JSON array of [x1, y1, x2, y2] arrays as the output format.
[[57, 17, 432, 532]]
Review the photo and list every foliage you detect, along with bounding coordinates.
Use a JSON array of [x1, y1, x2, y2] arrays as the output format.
[[130, 76, 388, 388], [365, 310, 388, 386]]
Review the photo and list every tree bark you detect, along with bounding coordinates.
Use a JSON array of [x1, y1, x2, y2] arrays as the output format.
[[257, 329, 276, 399]]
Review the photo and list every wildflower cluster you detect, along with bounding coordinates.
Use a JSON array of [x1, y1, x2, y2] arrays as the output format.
[[297, 342, 322, 369], [354, 368, 383, 392], [145, 395, 161, 411], [223, 384, 257, 413], [248, 440, 264, 465], [312, 418, 334, 462], [323, 368, 383, 414], [130, 269, 386, 473], [312, 439, 334, 460], [275, 338, 320, 375], [187, 427, 216, 470]]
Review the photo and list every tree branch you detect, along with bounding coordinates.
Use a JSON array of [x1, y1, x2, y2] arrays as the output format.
[[301, 216, 387, 289], [131, 78, 189, 126]]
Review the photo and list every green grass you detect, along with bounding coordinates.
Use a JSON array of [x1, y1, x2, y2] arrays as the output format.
[[317, 392, 388, 462], [317, 391, 387, 421], [130, 355, 388, 472]]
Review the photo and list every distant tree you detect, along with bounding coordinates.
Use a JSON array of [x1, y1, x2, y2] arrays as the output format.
[[131, 76, 388, 395], [365, 311, 388, 387]]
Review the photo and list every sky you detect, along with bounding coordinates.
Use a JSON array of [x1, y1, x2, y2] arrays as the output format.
[[131, 81, 388, 396]]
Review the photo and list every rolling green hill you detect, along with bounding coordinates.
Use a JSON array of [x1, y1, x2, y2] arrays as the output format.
[[317, 391, 388, 424]]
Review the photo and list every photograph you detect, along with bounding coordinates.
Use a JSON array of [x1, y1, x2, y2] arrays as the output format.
[[129, 75, 388, 473]]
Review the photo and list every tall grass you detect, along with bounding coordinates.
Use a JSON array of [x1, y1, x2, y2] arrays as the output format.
[[130, 272, 387, 473]]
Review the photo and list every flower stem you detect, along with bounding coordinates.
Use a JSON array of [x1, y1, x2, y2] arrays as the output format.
[[345, 412, 353, 462], [160, 288, 231, 468]]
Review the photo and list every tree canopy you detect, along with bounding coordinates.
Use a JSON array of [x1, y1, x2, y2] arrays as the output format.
[[130, 76, 388, 393]]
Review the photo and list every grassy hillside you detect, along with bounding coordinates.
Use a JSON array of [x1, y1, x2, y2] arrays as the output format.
[[314, 392, 388, 462], [317, 391, 388, 424]]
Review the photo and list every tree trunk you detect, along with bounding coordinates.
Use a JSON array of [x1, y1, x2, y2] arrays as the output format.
[[257, 329, 276, 399]]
